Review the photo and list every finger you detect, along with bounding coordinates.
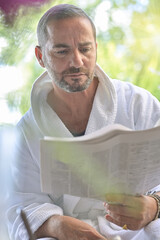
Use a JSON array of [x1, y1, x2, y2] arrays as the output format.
[[105, 194, 144, 209], [98, 238, 108, 240], [105, 193, 125, 204], [105, 214, 127, 228], [105, 193, 134, 204], [105, 213, 143, 230], [106, 204, 142, 218], [98, 237, 108, 240]]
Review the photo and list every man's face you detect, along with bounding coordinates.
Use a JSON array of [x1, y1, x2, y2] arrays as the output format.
[[42, 17, 97, 92]]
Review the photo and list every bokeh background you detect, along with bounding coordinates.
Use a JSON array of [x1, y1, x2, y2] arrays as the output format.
[[0, 0, 160, 239]]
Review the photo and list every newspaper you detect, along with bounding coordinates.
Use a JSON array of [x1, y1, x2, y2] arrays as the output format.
[[40, 124, 160, 201]]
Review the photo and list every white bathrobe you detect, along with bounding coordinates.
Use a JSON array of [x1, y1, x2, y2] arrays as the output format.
[[6, 64, 160, 240]]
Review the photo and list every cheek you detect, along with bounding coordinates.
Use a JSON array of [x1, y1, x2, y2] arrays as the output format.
[[53, 59, 69, 73], [86, 51, 97, 64], [86, 55, 96, 69], [44, 53, 67, 73]]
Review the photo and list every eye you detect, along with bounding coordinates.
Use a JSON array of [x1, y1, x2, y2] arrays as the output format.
[[53, 48, 69, 57], [80, 48, 91, 53], [57, 50, 68, 55]]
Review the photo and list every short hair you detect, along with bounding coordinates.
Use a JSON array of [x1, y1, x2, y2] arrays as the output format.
[[37, 4, 96, 47]]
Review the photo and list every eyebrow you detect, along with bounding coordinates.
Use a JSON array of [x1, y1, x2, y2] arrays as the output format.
[[53, 44, 70, 49], [79, 42, 93, 46], [53, 42, 93, 49]]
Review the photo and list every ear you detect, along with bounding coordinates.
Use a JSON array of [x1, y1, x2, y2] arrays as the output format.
[[35, 46, 45, 68]]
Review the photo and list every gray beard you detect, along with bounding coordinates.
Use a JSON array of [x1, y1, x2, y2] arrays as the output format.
[[47, 69, 94, 93], [57, 76, 93, 92]]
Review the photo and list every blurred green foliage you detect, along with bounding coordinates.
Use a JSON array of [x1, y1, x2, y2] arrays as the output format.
[[0, 0, 160, 116]]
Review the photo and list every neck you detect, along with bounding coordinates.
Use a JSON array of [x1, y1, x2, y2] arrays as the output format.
[[47, 77, 99, 134]]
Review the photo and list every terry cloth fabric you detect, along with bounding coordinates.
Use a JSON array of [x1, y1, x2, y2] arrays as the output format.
[[6, 64, 160, 240]]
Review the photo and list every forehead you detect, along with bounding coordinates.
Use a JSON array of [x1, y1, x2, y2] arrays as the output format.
[[46, 17, 95, 44]]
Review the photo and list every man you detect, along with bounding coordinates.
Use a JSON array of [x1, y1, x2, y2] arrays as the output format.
[[7, 4, 160, 240]]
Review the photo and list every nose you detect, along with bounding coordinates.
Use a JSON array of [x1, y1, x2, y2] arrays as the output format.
[[69, 50, 83, 68]]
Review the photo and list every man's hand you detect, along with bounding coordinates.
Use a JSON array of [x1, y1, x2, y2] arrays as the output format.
[[104, 193, 158, 230], [35, 215, 107, 240]]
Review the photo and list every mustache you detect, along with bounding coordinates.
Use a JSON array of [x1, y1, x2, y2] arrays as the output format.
[[62, 67, 88, 75]]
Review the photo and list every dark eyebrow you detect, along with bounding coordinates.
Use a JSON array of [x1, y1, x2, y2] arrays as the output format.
[[53, 44, 70, 49], [53, 42, 93, 49], [79, 42, 93, 47]]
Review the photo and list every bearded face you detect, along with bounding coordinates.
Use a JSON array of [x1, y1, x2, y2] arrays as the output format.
[[42, 17, 97, 93]]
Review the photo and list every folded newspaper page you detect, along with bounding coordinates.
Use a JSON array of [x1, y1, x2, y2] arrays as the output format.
[[40, 124, 160, 201]]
